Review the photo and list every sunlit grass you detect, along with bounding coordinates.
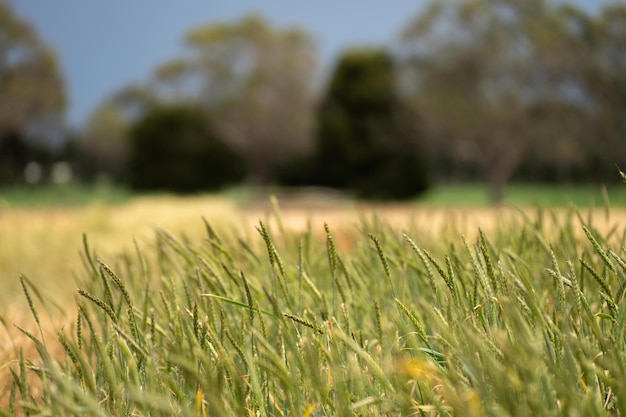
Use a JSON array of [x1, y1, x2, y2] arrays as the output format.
[[421, 183, 626, 207], [0, 195, 239, 306], [2, 196, 626, 415], [2, 183, 624, 209], [0, 188, 623, 307], [0, 184, 132, 208]]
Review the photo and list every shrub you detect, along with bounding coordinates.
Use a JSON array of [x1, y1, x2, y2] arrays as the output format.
[[0, 131, 30, 184], [312, 48, 429, 199], [127, 106, 246, 192]]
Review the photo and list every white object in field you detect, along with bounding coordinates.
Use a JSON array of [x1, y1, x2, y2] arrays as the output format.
[[52, 161, 73, 185], [24, 161, 43, 185]]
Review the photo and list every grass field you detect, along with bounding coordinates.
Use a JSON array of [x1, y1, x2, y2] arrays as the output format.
[[0, 183, 621, 306], [0, 184, 132, 208], [2, 182, 624, 208], [421, 183, 625, 207], [1, 184, 626, 415]]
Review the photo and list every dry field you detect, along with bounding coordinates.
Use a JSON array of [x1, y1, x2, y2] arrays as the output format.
[[0, 199, 623, 323], [1, 194, 624, 309]]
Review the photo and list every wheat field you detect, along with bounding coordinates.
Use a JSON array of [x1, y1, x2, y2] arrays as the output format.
[[1, 195, 623, 307], [0, 196, 626, 416]]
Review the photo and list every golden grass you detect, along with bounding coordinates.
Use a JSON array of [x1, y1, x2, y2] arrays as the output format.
[[0, 308, 69, 409], [1, 195, 623, 309], [0, 196, 237, 305]]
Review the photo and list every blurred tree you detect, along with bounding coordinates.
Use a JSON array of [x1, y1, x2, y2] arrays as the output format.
[[586, 5, 626, 179], [0, 1, 65, 184], [108, 84, 157, 124], [517, 102, 593, 182], [0, 130, 58, 185], [0, 130, 28, 183], [78, 84, 156, 182], [0, 1, 65, 142], [314, 48, 429, 199], [78, 103, 129, 182], [153, 15, 317, 185], [398, 0, 602, 203], [127, 105, 246, 192]]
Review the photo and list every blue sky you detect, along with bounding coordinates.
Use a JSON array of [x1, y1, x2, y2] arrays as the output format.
[[7, 0, 622, 129]]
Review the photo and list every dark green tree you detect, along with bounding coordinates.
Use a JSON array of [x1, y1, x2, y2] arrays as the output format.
[[313, 48, 429, 199], [127, 106, 246, 192], [0, 131, 29, 184]]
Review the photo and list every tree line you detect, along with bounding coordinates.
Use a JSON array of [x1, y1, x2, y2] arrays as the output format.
[[1, 0, 625, 203]]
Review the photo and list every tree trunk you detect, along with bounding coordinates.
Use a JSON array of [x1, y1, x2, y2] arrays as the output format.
[[483, 141, 520, 206]]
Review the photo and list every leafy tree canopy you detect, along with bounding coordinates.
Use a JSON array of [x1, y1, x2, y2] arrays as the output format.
[[0, 1, 66, 142], [127, 105, 246, 192], [398, 0, 626, 203], [314, 48, 429, 200], [153, 15, 317, 184]]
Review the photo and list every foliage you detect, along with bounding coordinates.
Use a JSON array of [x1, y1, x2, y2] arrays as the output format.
[[4, 204, 626, 415], [0, 131, 29, 184], [313, 48, 429, 199], [583, 5, 626, 177], [0, 1, 65, 139], [398, 0, 626, 203], [153, 14, 317, 184], [0, 2, 66, 185], [74, 85, 158, 183], [127, 105, 246, 192], [77, 104, 130, 182], [77, 15, 316, 187], [0, 130, 61, 185], [67, 2, 626, 193]]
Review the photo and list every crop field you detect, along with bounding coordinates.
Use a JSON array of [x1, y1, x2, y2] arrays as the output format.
[[1, 187, 626, 415]]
